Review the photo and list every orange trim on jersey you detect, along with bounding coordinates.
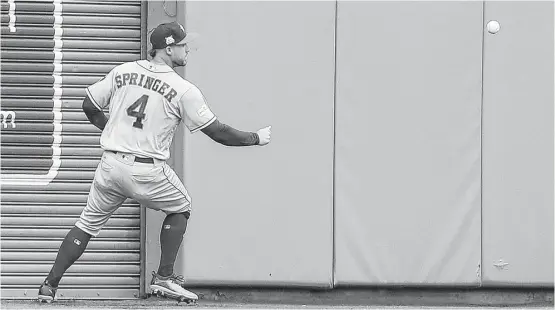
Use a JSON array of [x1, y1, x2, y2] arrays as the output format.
[[190, 116, 217, 133], [85, 88, 104, 111], [135, 60, 174, 73], [162, 164, 190, 205]]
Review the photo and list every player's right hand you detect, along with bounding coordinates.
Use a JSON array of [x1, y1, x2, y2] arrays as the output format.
[[257, 126, 272, 146]]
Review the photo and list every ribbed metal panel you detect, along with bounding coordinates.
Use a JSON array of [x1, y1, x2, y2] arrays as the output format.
[[1, 0, 144, 299], [1, 204, 140, 215]]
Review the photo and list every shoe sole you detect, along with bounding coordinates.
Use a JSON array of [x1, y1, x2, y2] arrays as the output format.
[[37, 295, 54, 303], [150, 284, 198, 304]]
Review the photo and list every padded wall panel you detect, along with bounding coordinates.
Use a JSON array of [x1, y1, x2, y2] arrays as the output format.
[[334, 1, 483, 286]]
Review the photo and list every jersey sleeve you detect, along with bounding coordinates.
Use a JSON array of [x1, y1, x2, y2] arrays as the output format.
[[85, 68, 116, 110], [178, 85, 217, 133]]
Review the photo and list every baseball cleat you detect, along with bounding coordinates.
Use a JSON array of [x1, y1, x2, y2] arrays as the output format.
[[37, 280, 58, 303], [150, 271, 198, 304]]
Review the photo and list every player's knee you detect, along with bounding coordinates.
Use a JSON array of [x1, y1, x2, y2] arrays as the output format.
[[75, 218, 101, 237], [162, 212, 189, 235]]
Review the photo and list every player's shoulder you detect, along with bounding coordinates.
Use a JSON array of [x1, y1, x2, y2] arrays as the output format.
[[120, 61, 143, 70], [168, 74, 201, 96], [110, 61, 139, 74]]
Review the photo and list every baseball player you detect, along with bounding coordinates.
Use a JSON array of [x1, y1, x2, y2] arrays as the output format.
[[38, 22, 272, 303]]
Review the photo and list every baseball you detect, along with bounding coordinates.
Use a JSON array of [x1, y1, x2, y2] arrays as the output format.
[[487, 20, 500, 34]]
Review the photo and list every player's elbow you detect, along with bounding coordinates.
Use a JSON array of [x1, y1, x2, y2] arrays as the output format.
[[82, 96, 104, 127], [217, 139, 233, 147], [82, 96, 98, 116], [204, 132, 232, 146]]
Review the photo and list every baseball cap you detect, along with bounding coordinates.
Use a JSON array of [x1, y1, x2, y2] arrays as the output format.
[[149, 22, 199, 50]]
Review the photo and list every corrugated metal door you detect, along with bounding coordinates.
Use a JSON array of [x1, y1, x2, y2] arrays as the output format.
[[1, 0, 146, 299]]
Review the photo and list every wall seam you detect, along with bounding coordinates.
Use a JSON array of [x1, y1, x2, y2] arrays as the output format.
[[332, 0, 339, 289], [139, 0, 149, 298], [479, 0, 486, 288]]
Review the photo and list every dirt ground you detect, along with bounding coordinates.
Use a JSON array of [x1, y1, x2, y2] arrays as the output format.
[[2, 288, 553, 309], [1, 299, 554, 310]]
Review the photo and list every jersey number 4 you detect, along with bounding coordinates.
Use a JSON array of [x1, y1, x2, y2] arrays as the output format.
[[127, 94, 149, 129]]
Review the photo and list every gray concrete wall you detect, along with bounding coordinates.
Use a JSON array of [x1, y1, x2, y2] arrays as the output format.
[[145, 1, 554, 289]]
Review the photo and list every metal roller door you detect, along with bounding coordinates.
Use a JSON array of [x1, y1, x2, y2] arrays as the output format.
[[0, 0, 146, 299]]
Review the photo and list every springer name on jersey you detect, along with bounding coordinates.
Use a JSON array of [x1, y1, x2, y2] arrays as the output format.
[[86, 60, 216, 161]]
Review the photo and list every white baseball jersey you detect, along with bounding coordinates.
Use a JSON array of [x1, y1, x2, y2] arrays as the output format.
[[86, 60, 216, 160]]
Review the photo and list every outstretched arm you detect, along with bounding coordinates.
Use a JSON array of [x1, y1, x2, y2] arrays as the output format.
[[180, 85, 271, 146], [201, 119, 259, 146], [82, 95, 108, 130]]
